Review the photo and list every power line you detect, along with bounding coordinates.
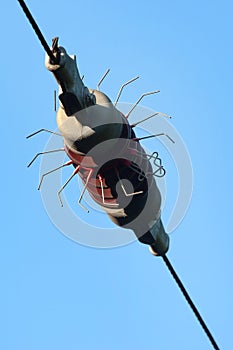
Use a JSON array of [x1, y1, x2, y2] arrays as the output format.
[[162, 255, 220, 350], [17, 0, 56, 63]]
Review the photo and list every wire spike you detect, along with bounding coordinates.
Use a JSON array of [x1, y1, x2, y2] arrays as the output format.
[[131, 112, 172, 128], [131, 113, 159, 128], [159, 112, 172, 119], [98, 175, 119, 207], [38, 160, 73, 190], [97, 69, 110, 90], [58, 166, 80, 207], [78, 168, 93, 213], [27, 148, 65, 168], [126, 90, 160, 118], [26, 129, 62, 139], [114, 76, 139, 107], [133, 133, 175, 144]]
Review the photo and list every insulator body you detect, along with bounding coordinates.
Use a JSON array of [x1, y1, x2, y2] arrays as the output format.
[[45, 47, 169, 255]]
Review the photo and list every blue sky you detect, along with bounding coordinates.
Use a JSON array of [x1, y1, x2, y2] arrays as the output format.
[[1, 0, 233, 349]]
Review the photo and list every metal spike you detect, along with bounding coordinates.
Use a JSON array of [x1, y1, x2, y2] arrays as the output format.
[[131, 112, 171, 128], [126, 91, 160, 118], [114, 76, 139, 107], [26, 129, 62, 139], [131, 113, 159, 128], [78, 168, 93, 213], [97, 69, 110, 90], [98, 175, 119, 206], [38, 160, 73, 190], [133, 133, 175, 143], [58, 166, 80, 207], [27, 148, 65, 168]]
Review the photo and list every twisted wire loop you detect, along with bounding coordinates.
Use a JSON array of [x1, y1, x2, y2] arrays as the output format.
[[162, 255, 220, 350], [147, 152, 166, 178], [128, 150, 166, 182]]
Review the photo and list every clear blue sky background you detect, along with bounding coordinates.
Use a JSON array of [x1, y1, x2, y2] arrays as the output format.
[[1, 1, 233, 349]]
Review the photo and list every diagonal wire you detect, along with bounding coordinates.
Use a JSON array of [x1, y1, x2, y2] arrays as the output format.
[[162, 255, 220, 350], [17, 0, 56, 62]]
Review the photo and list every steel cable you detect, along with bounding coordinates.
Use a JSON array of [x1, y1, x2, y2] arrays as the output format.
[[162, 255, 220, 350], [17, 0, 56, 62]]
